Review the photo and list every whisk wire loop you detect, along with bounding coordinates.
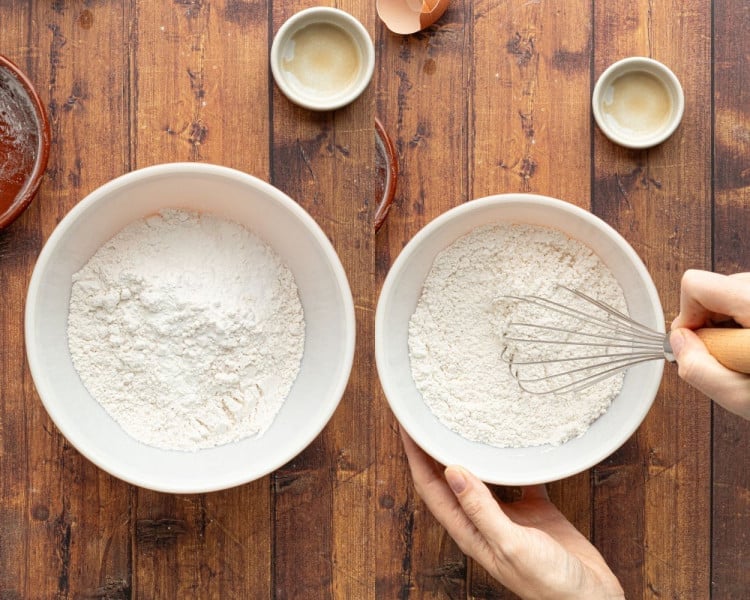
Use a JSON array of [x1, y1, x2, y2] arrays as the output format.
[[509, 354, 661, 394], [501, 287, 666, 395], [503, 322, 663, 349]]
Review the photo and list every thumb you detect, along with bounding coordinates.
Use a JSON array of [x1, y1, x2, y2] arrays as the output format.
[[444, 466, 512, 547], [669, 328, 750, 418]]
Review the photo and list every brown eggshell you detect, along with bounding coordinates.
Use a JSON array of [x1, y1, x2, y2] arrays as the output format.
[[377, 0, 450, 35]]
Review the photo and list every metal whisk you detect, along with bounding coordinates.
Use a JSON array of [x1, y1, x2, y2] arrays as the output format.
[[501, 286, 750, 395]]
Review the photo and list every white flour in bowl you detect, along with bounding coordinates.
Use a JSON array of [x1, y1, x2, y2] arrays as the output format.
[[408, 223, 628, 448], [67, 209, 305, 451]]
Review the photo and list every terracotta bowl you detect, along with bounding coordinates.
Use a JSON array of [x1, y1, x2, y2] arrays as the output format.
[[0, 54, 50, 228]]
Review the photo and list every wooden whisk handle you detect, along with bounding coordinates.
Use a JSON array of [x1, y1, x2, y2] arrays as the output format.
[[696, 328, 750, 374]]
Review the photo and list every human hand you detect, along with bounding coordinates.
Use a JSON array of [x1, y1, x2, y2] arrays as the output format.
[[400, 428, 624, 600], [669, 269, 750, 419]]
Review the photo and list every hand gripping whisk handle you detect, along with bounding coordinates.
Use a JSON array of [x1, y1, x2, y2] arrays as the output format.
[[690, 328, 750, 373]]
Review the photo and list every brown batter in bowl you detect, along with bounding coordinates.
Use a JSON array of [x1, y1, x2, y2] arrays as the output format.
[[0, 54, 50, 228]]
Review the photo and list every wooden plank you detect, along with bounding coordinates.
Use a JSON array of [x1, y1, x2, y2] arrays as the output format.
[[373, 1, 470, 597], [0, 1, 133, 598], [470, 1, 594, 596], [135, 485, 270, 598], [712, 0, 750, 596], [2, 1, 741, 598], [591, 4, 651, 593], [130, 0, 271, 174], [269, 1, 376, 597], [323, 3, 377, 597], [268, 4, 335, 595], [471, 0, 593, 205], [592, 0, 711, 596], [130, 0, 272, 597], [0, 9, 38, 599]]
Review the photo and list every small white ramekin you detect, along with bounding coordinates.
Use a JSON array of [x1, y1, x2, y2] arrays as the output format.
[[592, 57, 684, 149], [270, 7, 375, 111]]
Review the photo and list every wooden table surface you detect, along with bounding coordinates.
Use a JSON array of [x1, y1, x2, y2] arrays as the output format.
[[2, 1, 749, 598]]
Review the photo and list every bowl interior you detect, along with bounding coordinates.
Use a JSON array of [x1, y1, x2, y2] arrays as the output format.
[[592, 57, 684, 149], [270, 7, 375, 111], [0, 55, 50, 228], [375, 194, 664, 485], [26, 164, 355, 493]]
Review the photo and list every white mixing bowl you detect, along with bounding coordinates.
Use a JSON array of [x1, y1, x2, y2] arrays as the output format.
[[375, 194, 664, 485], [25, 163, 355, 493]]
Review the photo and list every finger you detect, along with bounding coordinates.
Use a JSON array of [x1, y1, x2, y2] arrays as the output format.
[[400, 427, 464, 511], [670, 328, 750, 419], [399, 427, 444, 484], [399, 429, 484, 544], [672, 270, 750, 329], [444, 466, 515, 552], [447, 470, 624, 597]]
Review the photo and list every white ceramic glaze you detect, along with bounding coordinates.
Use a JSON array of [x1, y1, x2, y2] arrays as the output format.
[[25, 163, 356, 493], [270, 7, 375, 111], [592, 57, 684, 149], [375, 194, 664, 485]]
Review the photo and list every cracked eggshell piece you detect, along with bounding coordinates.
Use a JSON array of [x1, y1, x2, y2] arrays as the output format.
[[377, 0, 450, 35]]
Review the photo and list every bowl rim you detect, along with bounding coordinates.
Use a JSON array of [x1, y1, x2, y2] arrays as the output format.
[[375, 193, 664, 485], [270, 6, 375, 111], [25, 162, 357, 493], [0, 54, 51, 229], [592, 56, 685, 149]]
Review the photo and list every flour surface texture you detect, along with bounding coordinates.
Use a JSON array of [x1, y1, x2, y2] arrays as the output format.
[[408, 223, 627, 448], [68, 209, 305, 451]]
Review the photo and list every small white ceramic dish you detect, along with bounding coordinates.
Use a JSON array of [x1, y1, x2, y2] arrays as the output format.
[[375, 194, 664, 485], [25, 163, 356, 493], [270, 7, 375, 111], [592, 57, 684, 149]]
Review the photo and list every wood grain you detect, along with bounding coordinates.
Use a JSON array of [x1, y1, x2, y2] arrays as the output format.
[[1, 1, 749, 598], [374, 0, 470, 597], [712, 0, 750, 596], [0, 9, 41, 597], [130, 1, 273, 597], [469, 1, 595, 596], [0, 2, 134, 598], [471, 0, 593, 203], [593, 0, 712, 597], [269, 0, 376, 596]]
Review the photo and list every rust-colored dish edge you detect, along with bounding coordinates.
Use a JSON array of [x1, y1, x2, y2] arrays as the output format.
[[0, 54, 51, 229], [374, 117, 398, 232]]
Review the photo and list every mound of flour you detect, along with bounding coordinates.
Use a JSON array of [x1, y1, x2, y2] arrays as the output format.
[[408, 223, 627, 448], [67, 209, 305, 451]]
